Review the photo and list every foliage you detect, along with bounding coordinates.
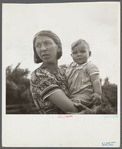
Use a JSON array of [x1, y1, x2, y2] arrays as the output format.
[[6, 80, 19, 105], [6, 63, 33, 106], [97, 77, 117, 114]]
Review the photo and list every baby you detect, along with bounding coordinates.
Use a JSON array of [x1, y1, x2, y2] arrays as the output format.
[[65, 39, 102, 110]]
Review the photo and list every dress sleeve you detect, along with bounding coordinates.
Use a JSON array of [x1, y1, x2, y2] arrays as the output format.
[[85, 62, 99, 76], [30, 69, 61, 101]]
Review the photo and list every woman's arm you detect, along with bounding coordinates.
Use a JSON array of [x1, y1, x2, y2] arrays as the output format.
[[47, 90, 79, 113], [67, 103, 96, 114], [31, 69, 79, 114]]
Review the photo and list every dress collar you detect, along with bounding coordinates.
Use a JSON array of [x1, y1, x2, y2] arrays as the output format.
[[40, 63, 59, 75]]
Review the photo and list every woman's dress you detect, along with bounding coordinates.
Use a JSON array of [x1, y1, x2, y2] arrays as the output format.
[[30, 65, 69, 114]]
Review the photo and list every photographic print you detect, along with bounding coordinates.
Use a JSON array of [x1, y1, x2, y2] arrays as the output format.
[[2, 2, 120, 147]]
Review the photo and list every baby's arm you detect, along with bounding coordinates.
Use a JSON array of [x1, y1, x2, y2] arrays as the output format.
[[86, 62, 102, 105], [91, 74, 101, 95], [90, 74, 102, 105]]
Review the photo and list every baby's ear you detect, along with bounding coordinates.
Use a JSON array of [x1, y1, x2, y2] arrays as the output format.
[[89, 51, 91, 56]]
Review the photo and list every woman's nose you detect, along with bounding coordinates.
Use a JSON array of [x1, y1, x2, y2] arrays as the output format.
[[41, 44, 47, 51]]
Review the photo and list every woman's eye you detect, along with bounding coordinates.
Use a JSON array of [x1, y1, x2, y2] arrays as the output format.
[[36, 44, 41, 48], [45, 41, 52, 45]]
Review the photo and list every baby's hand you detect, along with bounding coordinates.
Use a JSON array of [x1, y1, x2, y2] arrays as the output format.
[[91, 93, 101, 106]]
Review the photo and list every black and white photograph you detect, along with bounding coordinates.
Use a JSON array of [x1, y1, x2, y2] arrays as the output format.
[[2, 2, 120, 147]]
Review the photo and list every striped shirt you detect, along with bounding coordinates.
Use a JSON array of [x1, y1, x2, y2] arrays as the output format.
[[65, 61, 99, 107]]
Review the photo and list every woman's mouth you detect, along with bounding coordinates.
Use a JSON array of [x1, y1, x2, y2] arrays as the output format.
[[42, 54, 50, 58]]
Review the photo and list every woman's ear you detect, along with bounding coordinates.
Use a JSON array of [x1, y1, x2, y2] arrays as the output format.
[[71, 53, 73, 57], [57, 47, 60, 52], [89, 51, 91, 56]]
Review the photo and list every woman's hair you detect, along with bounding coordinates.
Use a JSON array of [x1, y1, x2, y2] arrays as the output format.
[[71, 39, 90, 51], [33, 30, 62, 63]]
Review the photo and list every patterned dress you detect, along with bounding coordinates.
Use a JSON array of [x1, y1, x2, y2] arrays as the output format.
[[30, 64, 69, 114]]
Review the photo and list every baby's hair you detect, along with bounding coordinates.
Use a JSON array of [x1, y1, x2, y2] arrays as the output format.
[[71, 39, 90, 51]]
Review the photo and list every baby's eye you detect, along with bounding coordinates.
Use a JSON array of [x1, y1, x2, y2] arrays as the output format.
[[81, 47, 86, 51], [80, 50, 86, 53], [72, 52, 77, 54]]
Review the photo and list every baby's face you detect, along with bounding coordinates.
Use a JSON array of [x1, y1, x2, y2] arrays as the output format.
[[71, 43, 90, 65]]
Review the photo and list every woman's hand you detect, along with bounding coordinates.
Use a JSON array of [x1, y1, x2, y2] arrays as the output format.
[[67, 103, 95, 114]]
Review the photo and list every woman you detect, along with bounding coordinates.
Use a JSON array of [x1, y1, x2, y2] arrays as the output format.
[[30, 30, 96, 114]]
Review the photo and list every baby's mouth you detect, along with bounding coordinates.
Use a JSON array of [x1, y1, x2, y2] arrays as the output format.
[[77, 57, 83, 60]]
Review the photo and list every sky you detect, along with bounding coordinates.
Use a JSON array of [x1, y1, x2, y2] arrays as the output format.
[[2, 2, 120, 85]]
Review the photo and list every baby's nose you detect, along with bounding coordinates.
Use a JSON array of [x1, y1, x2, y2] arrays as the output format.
[[77, 52, 82, 55]]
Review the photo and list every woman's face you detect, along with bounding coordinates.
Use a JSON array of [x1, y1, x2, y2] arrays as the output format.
[[35, 36, 59, 63]]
